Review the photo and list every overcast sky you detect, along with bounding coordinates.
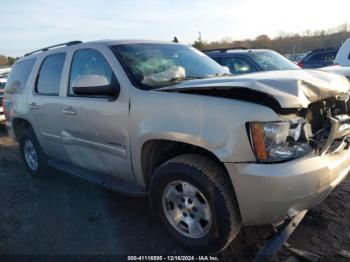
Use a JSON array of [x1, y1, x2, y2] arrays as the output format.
[[1, 0, 349, 56]]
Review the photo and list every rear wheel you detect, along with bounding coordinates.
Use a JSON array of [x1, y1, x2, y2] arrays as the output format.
[[19, 128, 49, 178], [150, 154, 241, 254]]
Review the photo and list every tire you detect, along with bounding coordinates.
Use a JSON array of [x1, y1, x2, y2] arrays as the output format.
[[19, 127, 48, 178], [150, 154, 241, 254]]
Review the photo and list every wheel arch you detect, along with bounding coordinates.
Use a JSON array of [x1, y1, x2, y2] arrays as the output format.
[[140, 139, 233, 191], [12, 117, 33, 141]]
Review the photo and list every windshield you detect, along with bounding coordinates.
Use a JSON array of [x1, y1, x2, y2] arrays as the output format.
[[113, 43, 228, 89], [248, 51, 299, 71]]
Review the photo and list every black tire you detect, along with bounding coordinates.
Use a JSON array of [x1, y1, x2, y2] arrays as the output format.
[[19, 127, 48, 178], [150, 154, 241, 254]]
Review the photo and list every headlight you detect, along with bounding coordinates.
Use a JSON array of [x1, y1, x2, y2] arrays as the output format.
[[248, 121, 311, 162]]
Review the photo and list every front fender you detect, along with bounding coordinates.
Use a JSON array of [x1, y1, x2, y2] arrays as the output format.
[[130, 90, 280, 187]]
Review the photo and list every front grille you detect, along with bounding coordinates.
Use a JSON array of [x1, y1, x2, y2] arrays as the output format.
[[307, 94, 350, 154]]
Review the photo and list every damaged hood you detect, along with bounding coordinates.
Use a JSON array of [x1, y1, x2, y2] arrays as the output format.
[[156, 70, 350, 108]]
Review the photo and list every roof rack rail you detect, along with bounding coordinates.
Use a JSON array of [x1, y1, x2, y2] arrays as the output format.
[[202, 47, 248, 53], [310, 47, 339, 53], [24, 40, 83, 57]]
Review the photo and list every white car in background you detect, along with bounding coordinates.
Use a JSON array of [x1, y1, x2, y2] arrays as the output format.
[[319, 39, 350, 81], [334, 38, 350, 66], [0, 68, 10, 123], [319, 65, 350, 81], [0, 79, 7, 123]]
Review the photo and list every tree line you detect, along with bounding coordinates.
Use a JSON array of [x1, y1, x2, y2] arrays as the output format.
[[2, 23, 350, 64], [193, 23, 350, 54]]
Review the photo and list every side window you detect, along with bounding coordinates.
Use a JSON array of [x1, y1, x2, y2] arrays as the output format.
[[69, 49, 114, 95], [221, 57, 256, 74], [324, 52, 337, 62], [307, 53, 324, 62], [5, 58, 36, 94], [36, 53, 66, 95]]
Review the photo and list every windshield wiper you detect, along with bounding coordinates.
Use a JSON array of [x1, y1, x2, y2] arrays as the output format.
[[207, 73, 232, 78], [169, 74, 231, 82], [150, 74, 232, 90], [170, 76, 207, 81]]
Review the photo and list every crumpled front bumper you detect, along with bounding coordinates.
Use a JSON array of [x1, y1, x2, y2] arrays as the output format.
[[225, 148, 350, 225]]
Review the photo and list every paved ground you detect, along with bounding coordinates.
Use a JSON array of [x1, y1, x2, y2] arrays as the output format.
[[0, 124, 349, 261]]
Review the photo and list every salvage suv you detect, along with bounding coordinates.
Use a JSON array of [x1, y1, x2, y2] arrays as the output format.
[[3, 40, 350, 254]]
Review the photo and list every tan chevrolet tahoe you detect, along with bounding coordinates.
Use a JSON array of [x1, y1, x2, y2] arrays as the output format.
[[3, 40, 350, 254]]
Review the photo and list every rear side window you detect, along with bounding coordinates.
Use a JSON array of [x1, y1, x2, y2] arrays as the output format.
[[5, 58, 36, 94], [323, 52, 337, 62], [69, 49, 114, 95], [307, 53, 325, 62], [36, 53, 66, 95]]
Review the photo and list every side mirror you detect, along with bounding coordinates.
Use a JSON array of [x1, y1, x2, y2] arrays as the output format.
[[72, 75, 119, 97]]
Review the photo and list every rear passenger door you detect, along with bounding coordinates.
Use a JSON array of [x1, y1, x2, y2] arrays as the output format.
[[27, 52, 67, 159], [60, 47, 133, 181]]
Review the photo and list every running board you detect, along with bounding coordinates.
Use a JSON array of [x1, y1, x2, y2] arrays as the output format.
[[47, 159, 147, 197]]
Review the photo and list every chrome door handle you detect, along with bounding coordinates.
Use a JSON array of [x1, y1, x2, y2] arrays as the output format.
[[28, 102, 39, 109], [62, 108, 77, 115]]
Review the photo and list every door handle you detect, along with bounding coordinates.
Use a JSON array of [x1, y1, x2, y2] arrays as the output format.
[[62, 108, 77, 115], [28, 102, 39, 110]]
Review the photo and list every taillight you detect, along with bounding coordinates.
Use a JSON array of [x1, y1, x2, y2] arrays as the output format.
[[297, 61, 304, 68]]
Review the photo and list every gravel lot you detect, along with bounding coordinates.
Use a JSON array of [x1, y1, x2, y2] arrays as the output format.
[[0, 124, 349, 261]]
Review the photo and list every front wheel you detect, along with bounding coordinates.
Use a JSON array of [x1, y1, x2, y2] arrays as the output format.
[[150, 154, 241, 254]]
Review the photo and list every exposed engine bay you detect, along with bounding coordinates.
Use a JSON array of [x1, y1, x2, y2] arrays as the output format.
[[157, 69, 350, 159], [159, 85, 350, 158], [285, 93, 350, 155]]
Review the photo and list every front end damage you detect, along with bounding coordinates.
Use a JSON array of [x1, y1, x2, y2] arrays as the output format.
[[301, 94, 350, 155], [231, 91, 350, 225], [157, 70, 350, 160], [158, 70, 350, 225]]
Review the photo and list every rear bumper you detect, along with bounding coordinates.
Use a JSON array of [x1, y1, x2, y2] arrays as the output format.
[[225, 148, 350, 225]]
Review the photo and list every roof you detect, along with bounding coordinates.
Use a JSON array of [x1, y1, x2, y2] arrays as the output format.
[[20, 39, 184, 60], [101, 39, 180, 46]]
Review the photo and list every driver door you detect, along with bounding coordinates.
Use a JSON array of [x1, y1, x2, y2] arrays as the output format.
[[60, 48, 133, 181]]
